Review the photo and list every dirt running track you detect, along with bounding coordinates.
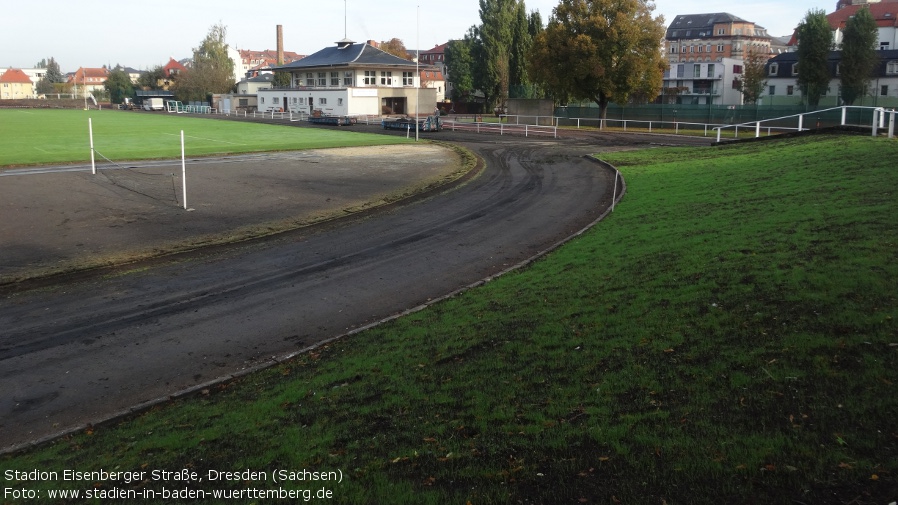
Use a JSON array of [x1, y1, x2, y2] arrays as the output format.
[[0, 123, 712, 451]]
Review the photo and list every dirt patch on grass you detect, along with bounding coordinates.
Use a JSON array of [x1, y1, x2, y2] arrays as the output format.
[[0, 143, 473, 285]]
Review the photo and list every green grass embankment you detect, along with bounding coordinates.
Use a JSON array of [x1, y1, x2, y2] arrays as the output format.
[[3, 135, 897, 504]]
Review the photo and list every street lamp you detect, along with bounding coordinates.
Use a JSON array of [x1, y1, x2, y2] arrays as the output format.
[[415, 4, 420, 142]]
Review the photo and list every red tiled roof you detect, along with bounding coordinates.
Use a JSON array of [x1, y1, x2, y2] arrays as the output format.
[[828, 2, 898, 29], [0, 68, 33, 84], [787, 2, 898, 45], [420, 42, 449, 55]]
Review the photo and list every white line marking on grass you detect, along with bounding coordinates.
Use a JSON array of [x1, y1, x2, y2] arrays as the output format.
[[161, 133, 245, 145], [33, 147, 50, 153]]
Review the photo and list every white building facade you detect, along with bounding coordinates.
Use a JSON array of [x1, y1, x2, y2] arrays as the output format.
[[260, 40, 437, 117], [661, 57, 746, 105]]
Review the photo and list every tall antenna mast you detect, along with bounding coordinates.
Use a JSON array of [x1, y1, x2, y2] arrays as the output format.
[[344, 0, 348, 39]]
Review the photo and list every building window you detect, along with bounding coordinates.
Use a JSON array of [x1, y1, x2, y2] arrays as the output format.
[[318, 72, 327, 86], [381, 71, 393, 85], [344, 71, 353, 86], [733, 64, 743, 74], [787, 85, 794, 95], [769, 85, 776, 95], [882, 85, 889, 96], [306, 73, 314, 86], [791, 63, 799, 76], [319, 98, 327, 105], [717, 28, 725, 35], [299, 97, 305, 105], [331, 72, 340, 86], [882, 42, 891, 50], [717, 44, 724, 52], [670, 46, 677, 54], [769, 63, 778, 76], [402, 71, 414, 86], [676, 64, 685, 78], [693, 64, 701, 78], [887, 61, 898, 74], [274, 97, 280, 104], [364, 70, 376, 85], [707, 64, 715, 78], [706, 44, 712, 53], [698, 45, 703, 53], [338, 98, 344, 106]]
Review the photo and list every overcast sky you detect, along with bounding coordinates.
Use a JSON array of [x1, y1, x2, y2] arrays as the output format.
[[3, 0, 827, 72]]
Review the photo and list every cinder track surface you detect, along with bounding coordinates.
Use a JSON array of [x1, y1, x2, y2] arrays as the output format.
[[0, 126, 712, 451]]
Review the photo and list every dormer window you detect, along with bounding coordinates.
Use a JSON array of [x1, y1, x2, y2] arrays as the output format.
[[769, 62, 778, 75]]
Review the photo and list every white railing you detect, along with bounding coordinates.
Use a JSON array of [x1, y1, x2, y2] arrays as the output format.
[[497, 114, 727, 136], [714, 106, 897, 142], [444, 119, 557, 138]]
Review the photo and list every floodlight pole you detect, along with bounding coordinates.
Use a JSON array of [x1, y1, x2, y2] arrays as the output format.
[[415, 4, 420, 142], [181, 130, 188, 210], [89, 118, 96, 175]]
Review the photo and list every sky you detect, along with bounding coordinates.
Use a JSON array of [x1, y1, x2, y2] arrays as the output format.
[[3, 0, 828, 72]]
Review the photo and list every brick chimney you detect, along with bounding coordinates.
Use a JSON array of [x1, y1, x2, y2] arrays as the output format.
[[277, 25, 284, 65]]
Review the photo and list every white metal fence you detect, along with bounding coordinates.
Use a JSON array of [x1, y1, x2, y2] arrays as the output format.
[[151, 106, 898, 141], [713, 106, 897, 141]]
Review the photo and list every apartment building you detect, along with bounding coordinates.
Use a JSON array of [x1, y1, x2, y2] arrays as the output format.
[[661, 58, 746, 105], [666, 13, 773, 64]]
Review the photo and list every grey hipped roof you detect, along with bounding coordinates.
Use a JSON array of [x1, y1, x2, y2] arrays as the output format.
[[271, 41, 418, 71], [765, 49, 898, 78], [666, 13, 749, 39]]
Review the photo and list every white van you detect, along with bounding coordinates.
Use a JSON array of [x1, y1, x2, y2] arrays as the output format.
[[143, 98, 165, 111]]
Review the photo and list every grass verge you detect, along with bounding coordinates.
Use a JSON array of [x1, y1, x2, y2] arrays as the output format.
[[0, 109, 409, 167], [2, 135, 897, 504]]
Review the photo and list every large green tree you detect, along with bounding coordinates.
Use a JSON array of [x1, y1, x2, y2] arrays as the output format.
[[104, 67, 134, 104], [174, 23, 235, 103], [35, 57, 64, 95], [445, 35, 476, 102], [796, 9, 833, 108], [839, 6, 878, 105], [137, 65, 166, 90], [528, 0, 666, 127], [476, 0, 518, 110]]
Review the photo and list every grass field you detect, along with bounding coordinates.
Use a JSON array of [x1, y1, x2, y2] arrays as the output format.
[[0, 109, 409, 167], [3, 134, 898, 504]]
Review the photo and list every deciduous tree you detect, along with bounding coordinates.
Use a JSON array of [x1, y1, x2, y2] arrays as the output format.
[[796, 9, 833, 108], [174, 23, 235, 103], [380, 38, 412, 60], [477, 0, 518, 110], [528, 0, 666, 127], [445, 34, 476, 102], [839, 6, 878, 105], [104, 67, 134, 104], [137, 65, 166, 90], [35, 57, 64, 95], [737, 50, 769, 104]]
